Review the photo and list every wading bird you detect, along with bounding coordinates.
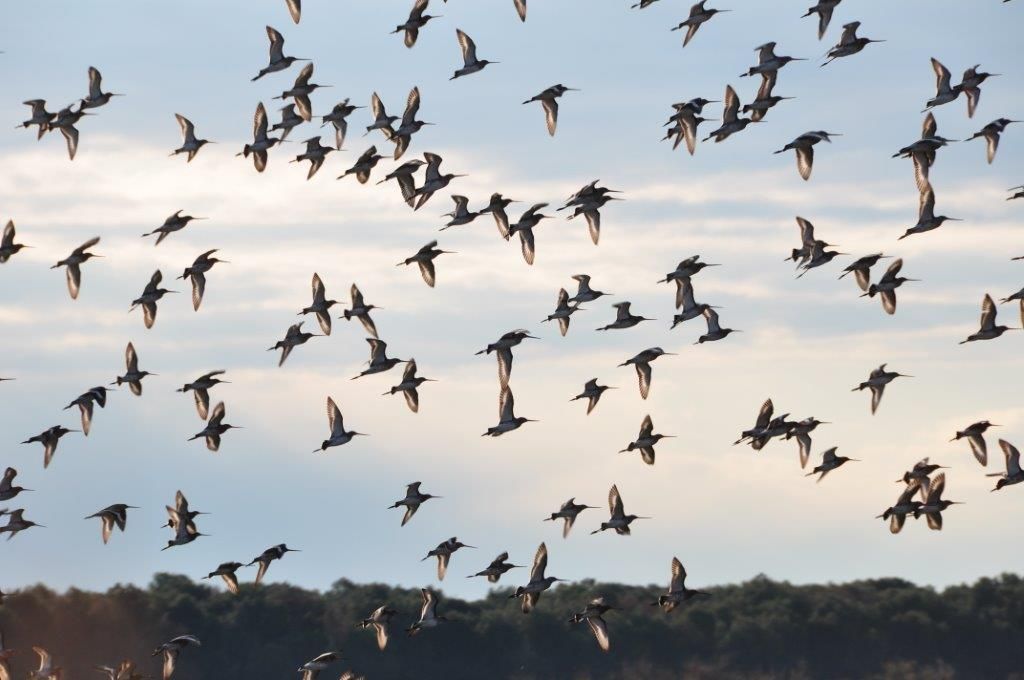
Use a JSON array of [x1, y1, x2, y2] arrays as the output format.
[[188, 401, 238, 452], [64, 386, 110, 435], [291, 136, 334, 179], [805, 447, 857, 482], [822, 22, 883, 66], [508, 203, 550, 265], [571, 379, 614, 415], [0, 467, 31, 501], [384, 359, 434, 412], [130, 270, 177, 329], [878, 480, 923, 534], [203, 562, 243, 594], [592, 484, 649, 535], [152, 635, 200, 680], [468, 552, 521, 583], [361, 605, 397, 650], [178, 370, 228, 421], [274, 62, 330, 122], [988, 440, 1023, 491], [862, 258, 917, 315], [839, 253, 889, 292], [511, 542, 562, 613], [407, 588, 445, 635], [0, 509, 44, 540], [391, 87, 432, 160], [393, 0, 442, 48], [545, 498, 597, 538], [171, 114, 212, 162], [959, 64, 999, 118], [413, 153, 465, 209], [353, 338, 406, 379], [620, 414, 673, 465], [451, 29, 497, 80], [342, 284, 380, 338], [568, 274, 611, 305], [476, 329, 536, 387], [238, 102, 282, 172], [696, 307, 740, 343], [895, 457, 947, 486], [85, 504, 136, 544], [802, 0, 842, 40], [0, 220, 28, 264], [422, 537, 474, 580], [440, 195, 481, 230], [522, 84, 578, 136], [924, 57, 960, 111], [596, 301, 654, 331], [252, 26, 306, 81], [397, 240, 455, 287], [321, 99, 362, 149], [297, 652, 341, 680], [570, 597, 613, 652], [22, 425, 77, 469], [914, 472, 961, 530], [774, 131, 840, 180], [952, 420, 998, 466], [960, 294, 1016, 344], [619, 347, 674, 400], [654, 557, 708, 612], [703, 85, 756, 142], [316, 397, 365, 451], [543, 288, 582, 336], [672, 1, 730, 47], [389, 481, 439, 526], [301, 273, 337, 335], [899, 187, 961, 240], [853, 364, 911, 415], [893, 113, 957, 192], [18, 99, 55, 138], [52, 236, 101, 300], [966, 118, 1019, 164], [483, 386, 536, 436], [143, 210, 206, 246], [248, 544, 299, 584], [178, 249, 227, 311], [479, 193, 517, 239], [269, 322, 321, 367]]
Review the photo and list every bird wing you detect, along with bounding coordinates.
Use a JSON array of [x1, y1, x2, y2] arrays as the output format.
[[327, 396, 343, 436], [635, 362, 652, 400], [587, 616, 610, 652], [609, 484, 623, 516], [703, 306, 722, 333], [639, 414, 654, 438], [373, 622, 389, 650], [796, 216, 815, 247], [722, 85, 739, 123], [190, 272, 206, 311], [541, 98, 559, 136], [921, 112, 937, 139], [927, 472, 946, 503], [530, 542, 548, 581], [796, 432, 812, 468], [402, 358, 418, 381], [60, 124, 80, 161], [286, 0, 301, 23], [518, 228, 536, 265], [367, 337, 387, 363], [125, 342, 139, 373], [1000, 439, 1022, 475], [670, 556, 686, 591], [254, 102, 269, 140], [456, 29, 478, 65], [401, 86, 421, 127], [985, 129, 999, 165], [879, 258, 903, 284], [175, 113, 195, 142], [350, 283, 365, 308], [294, 62, 313, 88], [964, 87, 980, 119], [796, 146, 814, 180], [267, 26, 286, 61], [499, 385, 515, 421], [497, 347, 513, 388], [209, 401, 225, 427], [1, 220, 13, 249], [869, 385, 884, 414], [514, 0, 527, 21], [311, 273, 326, 303], [979, 294, 997, 331], [931, 58, 952, 92], [755, 399, 774, 429], [418, 259, 437, 287]]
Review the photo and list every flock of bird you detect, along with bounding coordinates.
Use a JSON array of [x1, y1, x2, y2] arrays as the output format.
[[1, 0, 1022, 677]]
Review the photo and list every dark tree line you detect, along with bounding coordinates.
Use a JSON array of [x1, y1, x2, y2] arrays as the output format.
[[2, 573, 1023, 679]]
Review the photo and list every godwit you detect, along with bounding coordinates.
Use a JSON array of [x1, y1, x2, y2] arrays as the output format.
[[805, 447, 857, 482], [545, 498, 597, 538], [22, 425, 77, 469], [85, 504, 136, 544], [178, 249, 227, 311], [591, 484, 650, 535], [130, 270, 177, 329], [654, 557, 709, 612], [52, 236, 101, 300], [203, 562, 243, 594], [468, 552, 521, 582], [508, 203, 550, 265], [352, 338, 406, 379], [251, 26, 306, 81], [393, 0, 442, 48], [397, 240, 455, 287], [300, 273, 338, 335], [987, 440, 1024, 491], [171, 114, 212, 162], [801, 0, 842, 39], [522, 84, 578, 136], [406, 589, 445, 635], [620, 415, 673, 466], [422, 537, 474, 580], [511, 542, 563, 613], [619, 348, 674, 400], [187, 401, 238, 452], [672, 1, 730, 47], [451, 29, 497, 80], [63, 386, 110, 435], [853, 363, 911, 414], [0, 220, 29, 263], [878, 480, 923, 534], [342, 284, 381, 338], [0, 467, 31, 501], [268, 322, 321, 367], [316, 397, 365, 451], [966, 118, 1019, 164], [237, 102, 282, 172], [570, 597, 614, 652], [151, 635, 201, 680], [247, 544, 299, 584], [389, 481, 439, 526], [476, 329, 537, 387], [361, 605, 397, 650], [571, 379, 614, 415], [384, 359, 434, 412], [960, 294, 1016, 344], [822, 22, 883, 66], [913, 472, 962, 530], [861, 258, 917, 315], [543, 288, 582, 336], [483, 386, 536, 436], [951, 420, 998, 466]]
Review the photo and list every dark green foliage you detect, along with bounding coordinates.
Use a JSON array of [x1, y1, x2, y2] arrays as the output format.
[[2, 573, 1023, 679]]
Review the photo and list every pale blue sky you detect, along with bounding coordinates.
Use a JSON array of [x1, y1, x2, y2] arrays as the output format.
[[0, 0, 1022, 599]]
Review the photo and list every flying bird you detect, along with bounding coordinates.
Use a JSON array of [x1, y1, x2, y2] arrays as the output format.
[[274, 62, 330, 122], [951, 420, 998, 466], [914, 472, 962, 530], [960, 294, 1017, 344], [406, 588, 445, 635], [543, 288, 583, 337], [987, 440, 1023, 491], [671, 1, 730, 47], [392, 0, 442, 48], [892, 113, 957, 193], [413, 152, 465, 209], [252, 26, 306, 81], [171, 114, 212, 162], [618, 347, 674, 400], [451, 29, 497, 80], [703, 85, 756, 142], [316, 396, 365, 451], [188, 401, 239, 452], [85, 504, 136, 544], [440, 195, 482, 230], [571, 379, 614, 415], [389, 481, 439, 526], [383, 359, 434, 412], [291, 136, 335, 179], [483, 385, 536, 436], [511, 542, 562, 613], [802, 0, 842, 40], [853, 364, 911, 414], [958, 64, 999, 118], [0, 220, 29, 264], [508, 203, 551, 265], [238, 102, 282, 172], [63, 386, 111, 435], [620, 414, 673, 465], [924, 57, 961, 111], [361, 606, 398, 650], [965, 118, 1019, 164], [545, 498, 597, 538], [805, 447, 857, 482], [151, 635, 201, 680], [352, 338, 406, 379], [130, 270, 177, 329], [203, 562, 244, 594], [338, 145, 384, 183], [477, 330, 537, 387], [522, 84, 578, 136], [300, 273, 338, 335], [392, 87, 433, 160], [269, 322, 321, 366], [297, 652, 341, 680], [178, 249, 226, 312], [342, 284, 381, 338], [591, 484, 650, 535], [877, 480, 923, 534], [654, 557, 708, 612], [861, 258, 918, 315], [468, 552, 521, 583], [397, 240, 454, 287], [774, 131, 840, 180], [0, 467, 31, 501], [422, 536, 474, 580], [0, 509, 44, 540], [321, 99, 362, 149], [247, 544, 299, 584], [52, 236, 101, 300], [821, 22, 884, 66]]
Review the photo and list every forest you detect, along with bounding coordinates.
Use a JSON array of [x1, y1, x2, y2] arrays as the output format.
[[2, 572, 1022, 679]]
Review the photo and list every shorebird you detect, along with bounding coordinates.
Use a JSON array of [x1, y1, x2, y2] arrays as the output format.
[[275, 62, 329, 121], [376, 158, 425, 206], [545, 498, 597, 538], [18, 99, 55, 139], [85, 504, 136, 544], [130, 270, 177, 329], [361, 606, 397, 650], [366, 92, 398, 137], [178, 249, 226, 311], [511, 542, 562, 613], [822, 22, 883, 66], [797, 241, 845, 278], [29, 647, 59, 680], [560, 181, 616, 216], [961, 294, 1016, 344], [22, 425, 77, 469], [392, 87, 432, 160], [664, 99, 717, 152], [301, 273, 338, 335], [742, 73, 794, 123], [896, 457, 947, 486], [704, 85, 756, 142], [94, 660, 143, 680], [914, 472, 961, 530], [654, 557, 708, 612], [571, 379, 614, 415], [566, 193, 621, 245], [238, 102, 282, 172], [802, 0, 842, 39], [923, 58, 961, 111], [741, 42, 806, 79], [658, 255, 719, 284], [353, 338, 406, 379], [406, 588, 445, 635], [784, 417, 829, 468], [620, 414, 673, 466], [774, 131, 839, 180], [248, 544, 299, 584], [298, 652, 341, 680], [269, 321, 321, 367], [451, 29, 497, 80], [619, 347, 674, 400], [478, 193, 516, 239], [291, 136, 334, 179], [52, 236, 101, 299], [543, 288, 583, 337], [672, 1, 729, 47], [570, 597, 614, 652], [476, 329, 536, 387], [839, 253, 889, 292], [959, 64, 1000, 118], [950, 421, 998, 465], [853, 364, 911, 415], [440, 195, 481, 230], [286, 0, 301, 23], [389, 481, 439, 526], [79, 66, 123, 109], [787, 216, 827, 269], [468, 552, 521, 583], [862, 258, 917, 315], [509, 203, 553, 265], [522, 84, 578, 136], [397, 240, 454, 287], [591, 484, 649, 535], [568, 274, 610, 305], [393, 0, 442, 48], [143, 210, 205, 246], [413, 153, 465, 209], [422, 537, 474, 580], [512, 0, 527, 20], [51, 103, 90, 160], [338, 145, 384, 183], [988, 440, 1023, 491], [111, 342, 153, 396], [64, 386, 110, 435], [188, 401, 238, 451], [163, 503, 206, 550], [483, 385, 536, 436], [966, 118, 1019, 164], [316, 396, 365, 451], [163, 490, 206, 531], [671, 278, 715, 328], [734, 398, 783, 450], [878, 480, 923, 534], [171, 114, 212, 162], [696, 307, 739, 343], [893, 113, 957, 193], [322, 99, 362, 149], [0, 509, 44, 540], [900, 187, 961, 240], [384, 359, 434, 412], [152, 636, 201, 680], [0, 467, 31, 501], [252, 26, 306, 81], [805, 447, 857, 482], [203, 562, 243, 594], [342, 284, 380, 338]]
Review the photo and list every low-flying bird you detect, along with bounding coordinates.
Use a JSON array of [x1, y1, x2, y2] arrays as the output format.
[[893, 113, 957, 193], [703, 85, 756, 142], [342, 284, 380, 338], [900, 186, 962, 240], [338, 145, 384, 183], [353, 338, 406, 379], [18, 99, 55, 139], [0, 467, 31, 501], [591, 484, 650, 535], [822, 22, 884, 66], [397, 240, 454, 287], [0, 509, 44, 540], [672, 1, 730, 47], [316, 396, 365, 451], [291, 136, 335, 179], [619, 347, 674, 400], [0, 220, 29, 264], [391, 86, 432, 160], [696, 307, 740, 343], [52, 236, 101, 300], [178, 249, 227, 311], [878, 480, 923, 534], [961, 294, 1017, 344], [951, 420, 998, 466], [571, 379, 614, 415], [247, 544, 299, 584], [112, 342, 154, 396], [21, 425, 77, 469], [297, 652, 341, 680], [958, 64, 999, 118], [451, 29, 497, 80], [238, 102, 282, 172], [376, 158, 425, 206], [321, 99, 362, 149], [422, 537, 474, 580], [802, 0, 842, 40], [805, 447, 857, 482], [924, 57, 961, 111], [839, 253, 889, 291], [389, 481, 439, 526], [188, 401, 238, 452], [987, 440, 1023, 491], [774, 130, 840, 180], [966, 118, 1019, 164], [413, 153, 465, 209], [511, 542, 562, 613], [671, 278, 715, 328], [483, 385, 536, 436], [269, 321, 321, 367], [508, 203, 550, 265], [862, 258, 917, 315], [853, 364, 911, 415], [568, 274, 610, 305], [85, 504, 136, 544], [384, 359, 434, 412], [203, 562, 244, 594], [522, 84, 578, 136], [478, 193, 517, 239], [440, 195, 481, 230], [914, 472, 962, 530], [570, 597, 614, 652], [275, 62, 329, 122], [596, 301, 653, 331], [152, 635, 201, 680], [64, 386, 110, 435], [252, 26, 306, 81], [654, 557, 709, 612], [407, 588, 445, 635], [361, 605, 397, 650], [143, 210, 206, 246], [543, 288, 582, 337], [620, 414, 673, 466], [544, 498, 597, 538], [301, 273, 338, 335], [130, 270, 177, 329], [477, 329, 536, 386], [29, 646, 60, 680], [468, 552, 521, 583], [171, 114, 212, 162], [393, 0, 442, 48]]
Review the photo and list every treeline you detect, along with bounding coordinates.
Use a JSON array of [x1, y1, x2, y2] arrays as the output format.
[[2, 573, 1023, 679]]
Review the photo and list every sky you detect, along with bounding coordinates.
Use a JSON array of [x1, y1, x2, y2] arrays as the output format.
[[0, 0, 1022, 600]]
